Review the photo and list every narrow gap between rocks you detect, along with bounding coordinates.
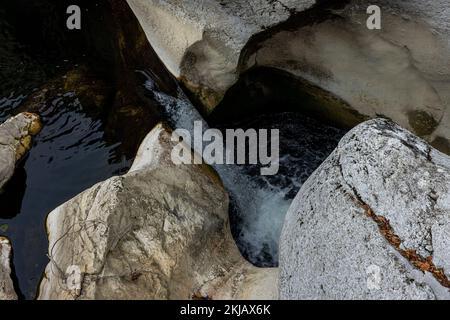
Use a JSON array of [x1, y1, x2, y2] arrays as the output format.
[[208, 67, 350, 267]]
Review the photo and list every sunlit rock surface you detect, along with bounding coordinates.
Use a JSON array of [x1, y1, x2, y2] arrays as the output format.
[[38, 123, 277, 300], [280, 119, 450, 300]]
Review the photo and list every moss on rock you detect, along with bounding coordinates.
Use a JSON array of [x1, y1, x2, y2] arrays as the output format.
[[408, 110, 439, 137]]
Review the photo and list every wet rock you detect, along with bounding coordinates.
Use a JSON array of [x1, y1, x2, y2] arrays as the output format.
[[0, 112, 42, 190], [280, 118, 450, 300], [38, 123, 277, 300], [0, 237, 17, 300]]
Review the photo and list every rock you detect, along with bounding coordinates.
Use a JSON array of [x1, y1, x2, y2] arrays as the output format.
[[38, 123, 277, 300], [126, 0, 316, 112], [280, 118, 450, 300], [0, 237, 18, 300], [0, 112, 42, 190], [128, 0, 450, 150], [240, 0, 450, 150], [9, 0, 179, 160]]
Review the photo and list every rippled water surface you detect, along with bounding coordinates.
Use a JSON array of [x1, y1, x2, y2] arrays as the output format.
[[0, 7, 131, 299]]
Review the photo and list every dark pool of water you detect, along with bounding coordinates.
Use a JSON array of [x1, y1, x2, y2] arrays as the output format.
[[0, 92, 131, 299], [0, 4, 132, 299], [206, 65, 352, 267]]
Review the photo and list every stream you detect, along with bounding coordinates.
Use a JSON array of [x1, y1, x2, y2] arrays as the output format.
[[0, 2, 137, 299], [1, 0, 347, 300], [140, 71, 347, 266]]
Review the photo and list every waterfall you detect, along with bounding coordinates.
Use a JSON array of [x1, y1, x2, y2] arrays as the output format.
[[138, 70, 344, 266]]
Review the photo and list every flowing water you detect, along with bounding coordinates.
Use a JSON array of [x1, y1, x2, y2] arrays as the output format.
[[1, 0, 347, 299], [140, 71, 347, 267]]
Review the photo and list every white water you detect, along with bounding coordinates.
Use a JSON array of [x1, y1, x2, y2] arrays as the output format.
[[139, 70, 344, 265]]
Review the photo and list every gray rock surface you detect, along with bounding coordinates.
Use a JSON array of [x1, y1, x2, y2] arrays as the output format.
[[126, 0, 316, 110], [280, 118, 450, 300], [241, 0, 450, 150], [0, 237, 17, 300], [0, 112, 42, 190], [38, 123, 277, 300], [127, 0, 450, 149]]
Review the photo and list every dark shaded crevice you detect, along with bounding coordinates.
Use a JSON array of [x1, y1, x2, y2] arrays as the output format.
[[0, 167, 27, 219], [228, 1, 363, 131], [237, 0, 351, 73], [209, 66, 367, 129], [353, 194, 450, 290], [211, 67, 348, 266]]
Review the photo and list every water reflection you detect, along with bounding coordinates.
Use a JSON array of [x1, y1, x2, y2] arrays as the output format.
[[0, 92, 132, 299]]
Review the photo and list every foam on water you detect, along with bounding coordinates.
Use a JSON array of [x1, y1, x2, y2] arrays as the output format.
[[140, 71, 345, 266]]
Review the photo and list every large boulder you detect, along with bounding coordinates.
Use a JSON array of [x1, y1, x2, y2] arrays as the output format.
[[126, 0, 316, 111], [0, 112, 42, 190], [38, 123, 277, 300], [240, 0, 450, 151], [280, 118, 450, 300], [128, 0, 450, 151], [0, 237, 17, 300]]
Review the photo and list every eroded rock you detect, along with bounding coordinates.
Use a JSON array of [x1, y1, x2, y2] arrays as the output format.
[[126, 0, 316, 112], [241, 0, 450, 149], [128, 0, 450, 149], [0, 237, 17, 300], [38, 123, 277, 300], [0, 112, 42, 190], [280, 118, 450, 300]]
